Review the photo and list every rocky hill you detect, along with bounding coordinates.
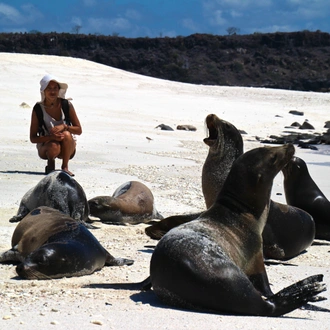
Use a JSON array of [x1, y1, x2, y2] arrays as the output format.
[[1, 30, 330, 92]]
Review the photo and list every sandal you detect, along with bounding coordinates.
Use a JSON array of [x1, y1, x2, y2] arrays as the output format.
[[62, 168, 75, 177]]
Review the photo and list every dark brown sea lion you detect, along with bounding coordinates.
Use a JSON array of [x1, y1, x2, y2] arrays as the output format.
[[88, 181, 163, 224], [176, 125, 197, 131], [155, 124, 174, 131], [0, 206, 133, 279], [146, 114, 315, 260], [149, 144, 326, 316], [282, 156, 330, 240], [9, 170, 90, 223]]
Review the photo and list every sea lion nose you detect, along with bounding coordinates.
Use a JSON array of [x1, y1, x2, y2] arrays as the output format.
[[16, 263, 28, 278]]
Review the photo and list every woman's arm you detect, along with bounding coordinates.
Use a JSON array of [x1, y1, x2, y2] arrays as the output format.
[[50, 101, 82, 135], [66, 102, 82, 135]]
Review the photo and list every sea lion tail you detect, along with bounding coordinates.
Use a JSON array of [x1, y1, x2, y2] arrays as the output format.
[[267, 274, 326, 316]]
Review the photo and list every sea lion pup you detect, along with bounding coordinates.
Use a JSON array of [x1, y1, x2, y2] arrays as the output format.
[[88, 181, 163, 225], [9, 170, 90, 224], [146, 114, 315, 260], [282, 156, 330, 240], [0, 206, 134, 279], [149, 144, 326, 316]]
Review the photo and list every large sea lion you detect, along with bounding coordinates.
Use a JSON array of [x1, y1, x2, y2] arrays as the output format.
[[88, 181, 163, 224], [146, 114, 315, 260], [282, 156, 330, 240], [149, 144, 326, 316], [9, 170, 90, 223], [0, 206, 134, 279]]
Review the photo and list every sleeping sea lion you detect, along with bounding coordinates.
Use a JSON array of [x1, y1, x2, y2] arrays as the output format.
[[0, 206, 133, 279], [88, 181, 163, 224], [9, 170, 90, 224]]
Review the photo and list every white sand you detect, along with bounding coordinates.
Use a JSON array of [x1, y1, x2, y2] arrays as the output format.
[[0, 53, 330, 329]]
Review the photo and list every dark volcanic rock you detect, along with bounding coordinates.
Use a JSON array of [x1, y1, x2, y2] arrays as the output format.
[[299, 121, 315, 130], [289, 110, 304, 116], [1, 30, 330, 92]]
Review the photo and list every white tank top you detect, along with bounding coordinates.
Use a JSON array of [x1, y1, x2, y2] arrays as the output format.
[[40, 104, 65, 135]]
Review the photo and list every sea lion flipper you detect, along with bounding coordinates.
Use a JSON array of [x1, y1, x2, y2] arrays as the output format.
[[9, 214, 24, 223], [104, 250, 134, 266], [0, 245, 24, 263], [141, 276, 152, 291], [267, 274, 326, 316], [145, 212, 202, 240]]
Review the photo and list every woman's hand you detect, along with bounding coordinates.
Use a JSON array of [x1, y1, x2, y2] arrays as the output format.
[[50, 129, 64, 141], [50, 124, 66, 135]]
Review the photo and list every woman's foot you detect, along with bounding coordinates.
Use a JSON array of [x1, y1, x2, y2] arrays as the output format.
[[62, 167, 75, 177]]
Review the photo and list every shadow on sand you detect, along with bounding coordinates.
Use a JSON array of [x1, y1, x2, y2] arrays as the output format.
[[0, 170, 44, 176]]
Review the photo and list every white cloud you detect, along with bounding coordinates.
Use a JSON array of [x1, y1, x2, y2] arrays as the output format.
[[71, 16, 82, 26], [181, 18, 199, 31], [88, 17, 131, 33], [0, 3, 22, 23], [209, 10, 227, 26], [125, 9, 141, 20], [0, 3, 43, 25], [83, 0, 97, 6], [246, 24, 293, 34], [230, 10, 243, 18], [206, 0, 273, 9], [295, 6, 328, 19], [265, 24, 292, 32]]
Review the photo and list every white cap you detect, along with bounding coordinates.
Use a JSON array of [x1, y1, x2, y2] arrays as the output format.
[[40, 74, 68, 102]]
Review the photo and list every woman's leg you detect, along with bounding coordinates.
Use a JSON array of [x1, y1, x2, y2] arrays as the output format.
[[58, 131, 76, 176], [38, 141, 61, 174]]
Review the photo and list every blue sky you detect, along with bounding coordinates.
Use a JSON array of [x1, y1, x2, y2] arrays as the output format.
[[1, 0, 330, 37]]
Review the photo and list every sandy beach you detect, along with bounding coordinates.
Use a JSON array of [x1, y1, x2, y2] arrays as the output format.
[[0, 53, 330, 329]]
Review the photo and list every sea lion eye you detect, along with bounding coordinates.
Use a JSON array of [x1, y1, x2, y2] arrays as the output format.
[[38, 255, 49, 266]]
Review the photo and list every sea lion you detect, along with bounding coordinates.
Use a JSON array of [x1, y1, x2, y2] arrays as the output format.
[[155, 124, 174, 131], [146, 114, 315, 260], [0, 206, 134, 279], [88, 181, 163, 224], [202, 114, 243, 207], [282, 156, 330, 240], [9, 170, 90, 223], [176, 125, 197, 131], [149, 144, 326, 316]]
